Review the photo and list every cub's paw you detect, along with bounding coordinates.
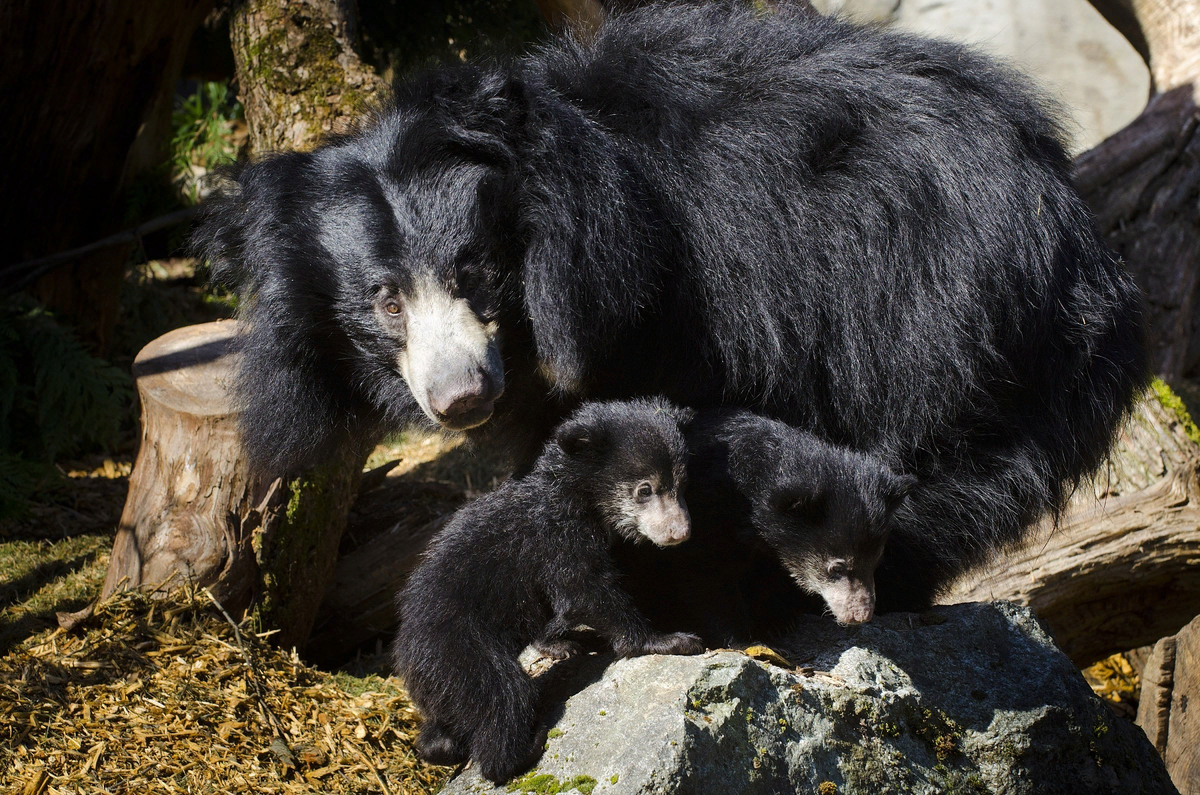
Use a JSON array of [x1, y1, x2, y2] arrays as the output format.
[[616, 632, 705, 657], [651, 632, 705, 655], [416, 722, 468, 766], [533, 637, 583, 660], [474, 730, 545, 785]]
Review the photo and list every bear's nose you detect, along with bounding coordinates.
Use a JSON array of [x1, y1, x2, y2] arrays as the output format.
[[840, 606, 873, 625], [429, 371, 494, 418]]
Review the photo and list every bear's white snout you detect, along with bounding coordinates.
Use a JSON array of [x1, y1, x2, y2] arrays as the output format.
[[397, 279, 505, 430], [640, 494, 691, 547]]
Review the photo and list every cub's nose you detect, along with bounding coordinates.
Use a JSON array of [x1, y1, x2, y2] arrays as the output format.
[[839, 605, 874, 625]]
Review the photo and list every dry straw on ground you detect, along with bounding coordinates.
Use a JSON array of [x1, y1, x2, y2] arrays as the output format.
[[0, 583, 451, 794]]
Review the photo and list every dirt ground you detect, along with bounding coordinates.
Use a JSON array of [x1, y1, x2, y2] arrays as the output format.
[[0, 429, 510, 795]]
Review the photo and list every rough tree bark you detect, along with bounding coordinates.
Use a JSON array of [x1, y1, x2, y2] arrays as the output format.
[[0, 0, 216, 351], [102, 323, 368, 650], [1079, 0, 1200, 378], [1137, 615, 1200, 792], [229, 0, 385, 153]]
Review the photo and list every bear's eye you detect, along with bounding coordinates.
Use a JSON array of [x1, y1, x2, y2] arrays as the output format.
[[635, 482, 654, 502], [384, 300, 402, 316], [827, 560, 849, 578]]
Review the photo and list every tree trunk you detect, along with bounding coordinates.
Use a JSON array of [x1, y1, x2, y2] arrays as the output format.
[[229, 0, 385, 153], [1079, 0, 1200, 378], [102, 322, 369, 650], [0, 0, 216, 351], [945, 385, 1200, 666]]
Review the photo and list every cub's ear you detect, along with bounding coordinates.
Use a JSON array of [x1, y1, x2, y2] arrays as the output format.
[[769, 484, 828, 525], [723, 427, 778, 487], [554, 420, 610, 458], [885, 473, 919, 514], [670, 405, 697, 428]]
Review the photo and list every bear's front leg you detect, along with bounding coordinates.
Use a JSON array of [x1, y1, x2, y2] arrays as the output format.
[[557, 577, 704, 658], [612, 629, 705, 658], [533, 614, 587, 660]]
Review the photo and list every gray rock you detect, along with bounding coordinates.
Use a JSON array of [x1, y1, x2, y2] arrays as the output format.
[[441, 602, 1175, 795], [810, 0, 1150, 155]]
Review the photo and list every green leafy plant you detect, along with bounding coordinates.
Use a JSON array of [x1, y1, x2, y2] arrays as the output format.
[[0, 298, 133, 517], [170, 81, 244, 204]]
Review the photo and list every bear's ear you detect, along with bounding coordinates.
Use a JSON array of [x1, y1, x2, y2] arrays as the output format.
[[670, 405, 697, 429], [191, 172, 249, 290], [723, 427, 778, 487], [191, 152, 312, 291], [425, 66, 525, 167], [769, 484, 828, 525], [884, 473, 919, 514], [555, 419, 610, 459]]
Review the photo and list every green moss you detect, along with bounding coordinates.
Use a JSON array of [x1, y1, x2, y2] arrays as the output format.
[[250, 457, 359, 643], [818, 782, 838, 795], [1152, 378, 1200, 445], [547, 728, 564, 740], [507, 772, 597, 794], [877, 720, 902, 738], [609, 774, 619, 785], [934, 734, 957, 762], [938, 769, 989, 795], [235, 0, 383, 152], [908, 706, 961, 757]]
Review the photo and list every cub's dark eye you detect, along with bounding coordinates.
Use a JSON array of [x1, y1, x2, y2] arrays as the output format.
[[635, 482, 654, 502], [384, 300, 402, 316], [827, 560, 849, 578]]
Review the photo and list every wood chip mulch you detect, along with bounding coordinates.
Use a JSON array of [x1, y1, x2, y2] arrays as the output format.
[[0, 586, 451, 794]]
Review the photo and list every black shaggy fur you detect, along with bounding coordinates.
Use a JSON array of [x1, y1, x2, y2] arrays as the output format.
[[195, 2, 1148, 608], [617, 411, 915, 645], [391, 399, 703, 783]]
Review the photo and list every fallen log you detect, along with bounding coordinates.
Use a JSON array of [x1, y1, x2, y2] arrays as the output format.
[[944, 383, 1200, 666], [1137, 613, 1200, 793], [305, 479, 464, 665]]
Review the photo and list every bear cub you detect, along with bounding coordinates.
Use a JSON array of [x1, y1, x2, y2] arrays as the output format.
[[618, 411, 917, 646], [391, 398, 704, 784]]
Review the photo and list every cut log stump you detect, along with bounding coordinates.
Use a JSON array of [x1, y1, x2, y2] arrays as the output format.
[[101, 321, 369, 651]]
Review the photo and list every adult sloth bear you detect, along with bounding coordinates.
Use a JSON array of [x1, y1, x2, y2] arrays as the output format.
[[196, 2, 1147, 610]]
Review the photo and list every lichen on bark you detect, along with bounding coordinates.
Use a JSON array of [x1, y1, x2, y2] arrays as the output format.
[[229, 0, 385, 153], [250, 455, 364, 650]]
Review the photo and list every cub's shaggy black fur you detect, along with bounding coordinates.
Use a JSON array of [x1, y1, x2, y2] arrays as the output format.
[[618, 411, 915, 645], [196, 2, 1147, 608], [392, 399, 703, 783]]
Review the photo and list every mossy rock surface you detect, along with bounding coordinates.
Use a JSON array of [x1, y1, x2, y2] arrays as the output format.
[[443, 603, 1175, 795]]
